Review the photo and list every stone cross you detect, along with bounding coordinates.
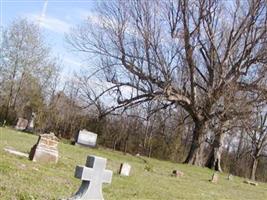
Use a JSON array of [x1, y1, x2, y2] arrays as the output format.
[[69, 155, 113, 200]]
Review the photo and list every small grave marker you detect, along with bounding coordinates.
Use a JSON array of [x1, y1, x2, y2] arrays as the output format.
[[210, 172, 219, 183], [4, 147, 29, 158], [172, 170, 184, 177], [67, 155, 113, 200], [15, 118, 28, 131], [119, 163, 131, 176], [244, 180, 258, 186], [227, 174, 233, 181]]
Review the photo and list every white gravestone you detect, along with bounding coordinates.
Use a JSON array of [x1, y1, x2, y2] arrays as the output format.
[[28, 112, 36, 130], [15, 118, 28, 131], [68, 155, 113, 200], [119, 163, 131, 176], [76, 129, 97, 147]]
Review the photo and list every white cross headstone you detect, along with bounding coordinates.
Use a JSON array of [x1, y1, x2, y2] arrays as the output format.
[[68, 155, 113, 200]]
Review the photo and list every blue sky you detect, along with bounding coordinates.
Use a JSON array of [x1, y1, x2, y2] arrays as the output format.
[[1, 0, 98, 78]]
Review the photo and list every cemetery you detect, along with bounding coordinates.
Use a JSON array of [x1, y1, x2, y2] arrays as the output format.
[[1, 0, 267, 200], [1, 127, 266, 200]]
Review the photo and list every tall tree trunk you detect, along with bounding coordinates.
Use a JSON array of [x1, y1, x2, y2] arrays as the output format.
[[12, 71, 25, 109], [251, 158, 258, 181], [184, 121, 207, 166], [206, 133, 225, 172], [5, 59, 19, 121]]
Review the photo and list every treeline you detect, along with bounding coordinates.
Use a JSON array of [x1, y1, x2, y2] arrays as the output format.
[[1, 0, 267, 184]]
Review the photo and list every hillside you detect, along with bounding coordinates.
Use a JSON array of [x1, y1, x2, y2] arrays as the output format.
[[0, 127, 266, 200]]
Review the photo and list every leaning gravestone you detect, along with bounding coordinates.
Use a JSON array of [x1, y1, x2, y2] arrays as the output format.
[[119, 163, 131, 176], [15, 118, 28, 131], [210, 172, 219, 183], [29, 132, 59, 163], [76, 129, 98, 147], [66, 155, 113, 200]]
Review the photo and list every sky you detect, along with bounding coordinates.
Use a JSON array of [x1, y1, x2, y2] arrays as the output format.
[[1, 0, 98, 78]]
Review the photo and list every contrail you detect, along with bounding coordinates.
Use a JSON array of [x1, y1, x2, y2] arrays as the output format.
[[39, 0, 48, 26]]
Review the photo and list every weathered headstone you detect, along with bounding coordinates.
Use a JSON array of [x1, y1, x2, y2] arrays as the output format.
[[29, 132, 59, 163], [4, 147, 29, 158], [227, 174, 233, 181], [76, 129, 97, 147], [27, 112, 36, 131], [244, 180, 258, 186], [210, 172, 219, 183], [119, 163, 131, 176], [67, 155, 113, 200], [172, 170, 184, 177], [15, 118, 28, 131], [1, 120, 6, 127]]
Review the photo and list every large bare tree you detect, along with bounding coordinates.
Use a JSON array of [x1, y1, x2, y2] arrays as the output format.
[[67, 0, 267, 166]]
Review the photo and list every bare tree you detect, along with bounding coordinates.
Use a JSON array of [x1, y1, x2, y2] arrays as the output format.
[[67, 0, 267, 166], [0, 18, 60, 122], [244, 107, 267, 181]]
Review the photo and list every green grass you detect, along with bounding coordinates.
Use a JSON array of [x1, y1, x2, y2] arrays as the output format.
[[0, 127, 266, 200]]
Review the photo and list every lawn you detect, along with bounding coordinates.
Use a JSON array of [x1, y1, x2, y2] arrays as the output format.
[[0, 127, 266, 200]]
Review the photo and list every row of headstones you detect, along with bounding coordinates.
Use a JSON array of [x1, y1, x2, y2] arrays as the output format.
[[11, 132, 258, 200], [27, 132, 130, 200], [15, 113, 36, 131], [16, 116, 98, 149]]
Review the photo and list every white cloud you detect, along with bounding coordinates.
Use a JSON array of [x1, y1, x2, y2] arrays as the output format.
[[63, 57, 82, 67], [26, 13, 71, 34], [40, 16, 71, 33]]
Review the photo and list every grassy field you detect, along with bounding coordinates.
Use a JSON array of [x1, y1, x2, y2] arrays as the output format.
[[0, 127, 266, 200]]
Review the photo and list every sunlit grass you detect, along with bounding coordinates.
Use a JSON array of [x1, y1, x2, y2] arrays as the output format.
[[0, 127, 266, 200]]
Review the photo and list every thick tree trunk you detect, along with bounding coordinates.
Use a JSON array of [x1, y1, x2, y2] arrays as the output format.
[[184, 121, 207, 166], [251, 158, 258, 181], [206, 133, 225, 172]]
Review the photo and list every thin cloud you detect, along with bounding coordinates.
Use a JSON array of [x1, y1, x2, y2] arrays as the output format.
[[63, 57, 82, 68], [26, 13, 71, 34]]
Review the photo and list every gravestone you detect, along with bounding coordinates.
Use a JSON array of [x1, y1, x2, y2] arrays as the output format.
[[172, 170, 184, 177], [27, 112, 36, 131], [4, 147, 29, 158], [15, 118, 28, 131], [67, 155, 113, 200], [227, 174, 233, 181], [76, 129, 97, 147], [29, 132, 59, 163], [244, 180, 258, 186], [119, 163, 131, 176], [210, 172, 219, 183]]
